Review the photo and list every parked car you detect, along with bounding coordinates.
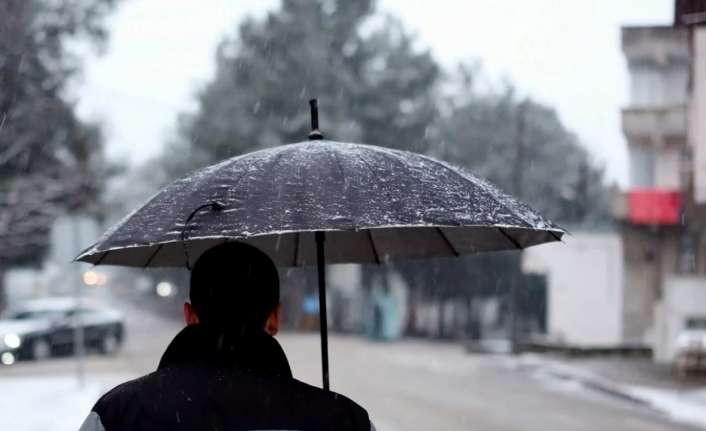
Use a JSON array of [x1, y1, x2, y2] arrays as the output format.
[[0, 297, 124, 365], [673, 317, 706, 377]]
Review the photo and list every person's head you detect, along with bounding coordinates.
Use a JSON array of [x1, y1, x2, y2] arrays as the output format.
[[184, 242, 281, 335]]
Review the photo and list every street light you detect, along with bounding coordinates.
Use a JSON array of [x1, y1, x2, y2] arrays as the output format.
[[83, 270, 108, 286], [156, 281, 174, 298], [83, 270, 99, 286]]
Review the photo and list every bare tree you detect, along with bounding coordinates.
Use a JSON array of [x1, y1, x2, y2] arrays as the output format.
[[0, 0, 118, 310]]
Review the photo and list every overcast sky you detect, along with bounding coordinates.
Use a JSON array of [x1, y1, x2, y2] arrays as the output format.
[[76, 0, 673, 185]]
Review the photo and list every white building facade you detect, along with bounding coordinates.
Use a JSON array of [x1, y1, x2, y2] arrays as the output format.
[[523, 232, 624, 347]]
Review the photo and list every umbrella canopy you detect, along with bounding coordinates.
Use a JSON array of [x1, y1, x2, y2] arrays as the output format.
[[76, 141, 562, 268], [76, 100, 564, 392]]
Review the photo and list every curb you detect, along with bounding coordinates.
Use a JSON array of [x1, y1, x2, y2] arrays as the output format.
[[539, 361, 706, 430], [546, 368, 651, 407]]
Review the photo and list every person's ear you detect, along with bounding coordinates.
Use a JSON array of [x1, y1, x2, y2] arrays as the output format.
[[265, 303, 282, 336], [183, 302, 199, 326]]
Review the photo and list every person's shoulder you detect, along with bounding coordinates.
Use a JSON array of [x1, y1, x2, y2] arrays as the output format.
[[92, 372, 155, 414], [290, 378, 365, 406], [87, 371, 172, 430], [287, 378, 371, 426]]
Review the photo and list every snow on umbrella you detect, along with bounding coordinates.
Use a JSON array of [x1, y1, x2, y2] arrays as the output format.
[[76, 99, 564, 390]]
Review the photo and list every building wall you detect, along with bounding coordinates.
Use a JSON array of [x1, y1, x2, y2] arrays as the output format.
[[522, 232, 624, 346], [4, 269, 48, 304], [655, 144, 682, 188], [3, 215, 102, 307], [328, 264, 366, 332], [628, 63, 688, 107], [692, 27, 706, 203], [621, 226, 680, 342], [653, 275, 706, 363], [327, 264, 408, 339], [47, 215, 101, 296], [622, 26, 688, 188], [629, 146, 656, 187], [629, 144, 683, 188], [620, 25, 691, 352]]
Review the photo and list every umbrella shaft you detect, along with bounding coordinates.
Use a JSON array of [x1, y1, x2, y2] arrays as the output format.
[[315, 231, 330, 391]]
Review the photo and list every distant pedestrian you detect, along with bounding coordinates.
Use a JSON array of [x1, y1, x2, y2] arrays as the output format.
[[79, 241, 374, 431]]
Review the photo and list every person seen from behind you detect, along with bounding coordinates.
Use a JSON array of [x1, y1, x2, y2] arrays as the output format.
[[79, 241, 374, 431]]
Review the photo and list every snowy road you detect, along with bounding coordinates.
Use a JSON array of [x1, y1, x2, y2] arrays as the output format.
[[0, 302, 700, 431]]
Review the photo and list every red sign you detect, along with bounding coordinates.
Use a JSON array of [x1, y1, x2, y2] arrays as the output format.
[[627, 189, 682, 225]]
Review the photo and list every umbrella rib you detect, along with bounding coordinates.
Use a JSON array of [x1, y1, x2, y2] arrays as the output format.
[[498, 228, 523, 250], [355, 152, 403, 265], [94, 251, 110, 266], [549, 230, 563, 242], [436, 227, 460, 257], [367, 230, 381, 264], [143, 244, 163, 268]]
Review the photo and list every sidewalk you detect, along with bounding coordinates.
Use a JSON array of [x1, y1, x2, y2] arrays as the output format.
[[515, 355, 706, 430], [571, 356, 706, 390]]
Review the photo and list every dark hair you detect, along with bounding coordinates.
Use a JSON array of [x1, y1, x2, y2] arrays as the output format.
[[189, 242, 279, 332]]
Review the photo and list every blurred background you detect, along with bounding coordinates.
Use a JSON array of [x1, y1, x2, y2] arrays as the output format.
[[2, 0, 706, 430]]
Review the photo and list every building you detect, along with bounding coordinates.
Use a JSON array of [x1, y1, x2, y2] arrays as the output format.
[[524, 20, 706, 358], [619, 25, 690, 347], [3, 215, 102, 306], [326, 264, 408, 340], [616, 6, 706, 363], [653, 275, 706, 361], [522, 232, 625, 347]]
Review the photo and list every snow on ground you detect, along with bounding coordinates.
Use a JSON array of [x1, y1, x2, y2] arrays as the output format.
[[382, 348, 487, 376], [626, 387, 706, 430], [503, 354, 706, 430], [0, 374, 129, 431], [531, 368, 587, 393], [501, 352, 550, 370]]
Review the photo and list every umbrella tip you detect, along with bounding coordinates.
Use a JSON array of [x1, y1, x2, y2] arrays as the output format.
[[308, 98, 323, 140]]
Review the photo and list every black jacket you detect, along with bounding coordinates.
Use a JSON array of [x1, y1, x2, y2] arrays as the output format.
[[79, 324, 372, 431]]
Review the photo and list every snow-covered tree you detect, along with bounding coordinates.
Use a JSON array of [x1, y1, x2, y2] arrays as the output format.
[[160, 0, 439, 178], [0, 0, 118, 309]]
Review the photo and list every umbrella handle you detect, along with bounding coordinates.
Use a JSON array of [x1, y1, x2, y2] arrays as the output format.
[[308, 99, 324, 141], [180, 201, 224, 270], [315, 231, 330, 391]]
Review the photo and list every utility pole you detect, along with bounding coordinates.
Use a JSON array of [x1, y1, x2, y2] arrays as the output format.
[[512, 100, 528, 200], [72, 216, 86, 388], [510, 99, 529, 355], [575, 161, 589, 222]]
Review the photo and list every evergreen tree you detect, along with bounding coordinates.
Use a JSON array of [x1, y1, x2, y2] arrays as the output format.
[[162, 0, 439, 178], [436, 72, 613, 226]]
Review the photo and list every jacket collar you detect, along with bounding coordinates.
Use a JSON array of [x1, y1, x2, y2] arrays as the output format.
[[158, 324, 293, 378]]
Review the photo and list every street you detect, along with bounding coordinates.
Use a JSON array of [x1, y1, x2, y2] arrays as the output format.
[[4, 2, 706, 431], [0, 301, 700, 431]]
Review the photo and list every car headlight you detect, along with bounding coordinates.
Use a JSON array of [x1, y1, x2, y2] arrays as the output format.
[[3, 333, 21, 349], [1, 352, 15, 365]]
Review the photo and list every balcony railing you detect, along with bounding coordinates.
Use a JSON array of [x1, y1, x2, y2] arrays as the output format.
[[622, 105, 687, 146]]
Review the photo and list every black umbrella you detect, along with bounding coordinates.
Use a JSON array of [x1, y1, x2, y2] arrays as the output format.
[[77, 100, 564, 390]]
